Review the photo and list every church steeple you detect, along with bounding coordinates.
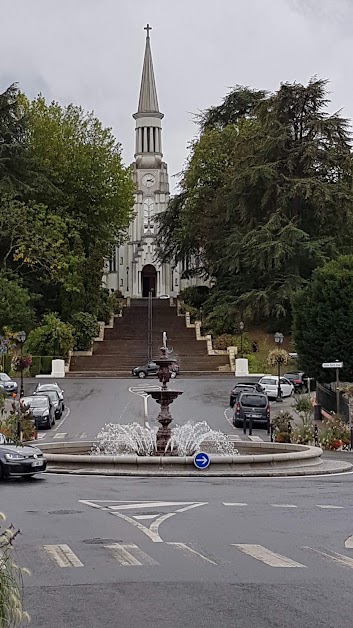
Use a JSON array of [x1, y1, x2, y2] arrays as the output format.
[[137, 24, 159, 113], [133, 24, 163, 168]]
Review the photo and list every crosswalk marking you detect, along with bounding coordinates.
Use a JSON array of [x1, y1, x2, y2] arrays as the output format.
[[232, 544, 306, 568], [316, 505, 344, 509], [167, 543, 217, 565], [104, 543, 158, 566], [248, 435, 264, 442], [35, 433, 46, 439], [52, 432, 67, 439], [43, 544, 83, 568], [305, 547, 353, 569]]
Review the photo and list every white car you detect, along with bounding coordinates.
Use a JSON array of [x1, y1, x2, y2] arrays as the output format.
[[258, 376, 294, 399]]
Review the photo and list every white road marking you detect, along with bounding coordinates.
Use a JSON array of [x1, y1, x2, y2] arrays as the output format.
[[104, 543, 158, 566], [223, 502, 248, 506], [53, 406, 71, 431], [345, 536, 353, 549], [316, 505, 344, 509], [109, 501, 195, 511], [133, 514, 159, 520], [305, 547, 353, 569], [176, 503, 208, 513], [43, 544, 83, 568], [271, 504, 298, 508], [167, 542, 217, 565], [35, 433, 46, 440], [52, 432, 67, 439], [248, 436, 264, 442], [232, 544, 306, 568], [79, 433, 87, 439]]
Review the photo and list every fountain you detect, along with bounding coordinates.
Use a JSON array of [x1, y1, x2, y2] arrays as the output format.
[[147, 332, 183, 455]]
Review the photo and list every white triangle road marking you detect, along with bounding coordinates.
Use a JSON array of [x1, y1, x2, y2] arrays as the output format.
[[109, 501, 198, 511], [133, 514, 159, 520], [232, 544, 306, 568], [345, 536, 353, 549]]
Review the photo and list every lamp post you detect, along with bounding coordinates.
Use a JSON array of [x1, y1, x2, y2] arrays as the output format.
[[274, 332, 284, 402], [239, 321, 245, 358], [17, 331, 26, 399]]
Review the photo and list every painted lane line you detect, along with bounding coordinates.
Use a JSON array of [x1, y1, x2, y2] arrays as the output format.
[[43, 544, 83, 568], [109, 501, 197, 511], [175, 503, 208, 513], [53, 406, 71, 431], [104, 543, 158, 566], [305, 547, 353, 569], [167, 542, 217, 565], [232, 544, 306, 568], [271, 504, 298, 508], [110, 511, 169, 543], [316, 505, 344, 509], [52, 433, 67, 439], [345, 536, 353, 549], [223, 503, 248, 507]]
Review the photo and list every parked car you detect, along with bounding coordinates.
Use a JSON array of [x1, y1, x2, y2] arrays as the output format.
[[233, 392, 270, 427], [132, 361, 178, 379], [258, 376, 294, 399], [0, 433, 46, 479], [21, 395, 55, 429], [229, 382, 264, 408], [34, 383, 65, 412], [283, 372, 308, 393], [34, 382, 65, 411], [0, 373, 18, 396], [33, 389, 62, 419]]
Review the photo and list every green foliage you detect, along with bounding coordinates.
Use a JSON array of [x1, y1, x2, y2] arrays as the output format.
[[157, 79, 353, 330], [179, 286, 210, 310], [319, 415, 349, 450], [0, 513, 30, 626], [25, 313, 74, 358], [272, 411, 293, 443], [293, 255, 353, 381], [0, 273, 33, 333], [97, 289, 116, 324], [213, 334, 237, 350], [71, 312, 99, 351]]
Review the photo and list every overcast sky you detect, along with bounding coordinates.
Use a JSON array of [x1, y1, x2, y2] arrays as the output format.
[[1, 0, 353, 191]]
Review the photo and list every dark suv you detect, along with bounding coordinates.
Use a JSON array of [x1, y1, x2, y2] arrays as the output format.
[[132, 361, 178, 379], [233, 392, 270, 428], [283, 372, 308, 393], [230, 382, 264, 408]]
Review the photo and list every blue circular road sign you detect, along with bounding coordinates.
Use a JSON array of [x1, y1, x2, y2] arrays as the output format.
[[193, 451, 210, 470]]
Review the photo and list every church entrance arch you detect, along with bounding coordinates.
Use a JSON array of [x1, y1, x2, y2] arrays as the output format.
[[142, 264, 157, 297]]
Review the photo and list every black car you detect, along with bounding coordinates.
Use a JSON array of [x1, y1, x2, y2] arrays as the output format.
[[21, 395, 55, 429], [33, 389, 62, 419], [233, 392, 270, 428], [34, 382, 65, 411], [230, 382, 264, 407], [283, 372, 308, 393], [132, 361, 178, 379], [0, 435, 47, 479]]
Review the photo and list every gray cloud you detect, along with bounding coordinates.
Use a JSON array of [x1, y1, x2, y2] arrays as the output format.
[[1, 0, 353, 192]]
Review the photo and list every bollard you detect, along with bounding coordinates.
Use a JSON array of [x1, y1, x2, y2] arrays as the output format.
[[270, 422, 274, 442], [243, 416, 247, 434], [288, 421, 292, 444], [314, 424, 319, 447], [249, 416, 253, 436], [267, 417, 270, 435], [351, 426, 353, 452]]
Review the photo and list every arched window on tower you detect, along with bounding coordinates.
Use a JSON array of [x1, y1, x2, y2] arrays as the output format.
[[143, 198, 155, 232]]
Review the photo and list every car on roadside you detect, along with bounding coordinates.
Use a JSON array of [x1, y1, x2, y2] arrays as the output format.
[[33, 389, 62, 420], [34, 383, 65, 413], [258, 376, 294, 399], [21, 395, 55, 429], [283, 372, 308, 393], [0, 433, 46, 479], [233, 392, 270, 428], [0, 372, 18, 396], [132, 361, 178, 379], [229, 382, 265, 407]]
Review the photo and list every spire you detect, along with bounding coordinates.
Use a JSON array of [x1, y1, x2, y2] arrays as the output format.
[[137, 24, 160, 113]]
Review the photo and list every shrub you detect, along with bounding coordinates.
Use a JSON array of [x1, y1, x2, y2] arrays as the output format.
[[213, 334, 237, 350], [25, 313, 74, 359], [40, 356, 53, 374], [71, 312, 99, 351], [204, 303, 238, 336], [179, 286, 210, 310], [0, 513, 30, 626], [97, 288, 116, 324], [29, 356, 41, 377]]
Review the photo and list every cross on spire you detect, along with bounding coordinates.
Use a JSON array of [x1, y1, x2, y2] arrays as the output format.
[[144, 23, 152, 38]]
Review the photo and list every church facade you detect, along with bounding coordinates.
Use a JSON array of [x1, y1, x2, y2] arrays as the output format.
[[103, 25, 185, 298]]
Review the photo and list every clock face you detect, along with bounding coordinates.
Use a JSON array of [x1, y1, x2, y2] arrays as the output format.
[[142, 173, 155, 188]]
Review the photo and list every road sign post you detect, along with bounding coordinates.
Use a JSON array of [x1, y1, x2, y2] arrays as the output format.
[[322, 362, 343, 415], [193, 452, 210, 470]]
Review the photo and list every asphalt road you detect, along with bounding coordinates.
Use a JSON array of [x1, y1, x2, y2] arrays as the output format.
[[22, 377, 296, 444], [3, 472, 353, 628]]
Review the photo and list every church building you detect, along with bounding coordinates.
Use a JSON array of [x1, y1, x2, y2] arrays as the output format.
[[103, 25, 184, 298]]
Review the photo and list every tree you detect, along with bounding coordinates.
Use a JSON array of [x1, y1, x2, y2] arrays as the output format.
[[158, 80, 353, 331], [25, 313, 74, 358], [292, 255, 353, 382], [0, 272, 33, 332]]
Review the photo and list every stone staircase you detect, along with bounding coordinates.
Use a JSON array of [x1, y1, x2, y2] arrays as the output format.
[[69, 299, 231, 376]]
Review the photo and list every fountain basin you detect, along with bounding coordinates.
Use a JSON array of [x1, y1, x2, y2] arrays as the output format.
[[34, 441, 352, 476]]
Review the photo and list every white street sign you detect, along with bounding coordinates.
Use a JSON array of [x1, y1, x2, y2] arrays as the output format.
[[322, 362, 343, 369]]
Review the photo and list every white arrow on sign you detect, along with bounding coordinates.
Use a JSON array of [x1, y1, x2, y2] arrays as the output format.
[[322, 362, 343, 369], [345, 536, 353, 549]]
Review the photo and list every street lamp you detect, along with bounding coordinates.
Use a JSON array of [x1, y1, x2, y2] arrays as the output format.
[[274, 332, 284, 402], [17, 331, 26, 398], [239, 321, 245, 357]]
